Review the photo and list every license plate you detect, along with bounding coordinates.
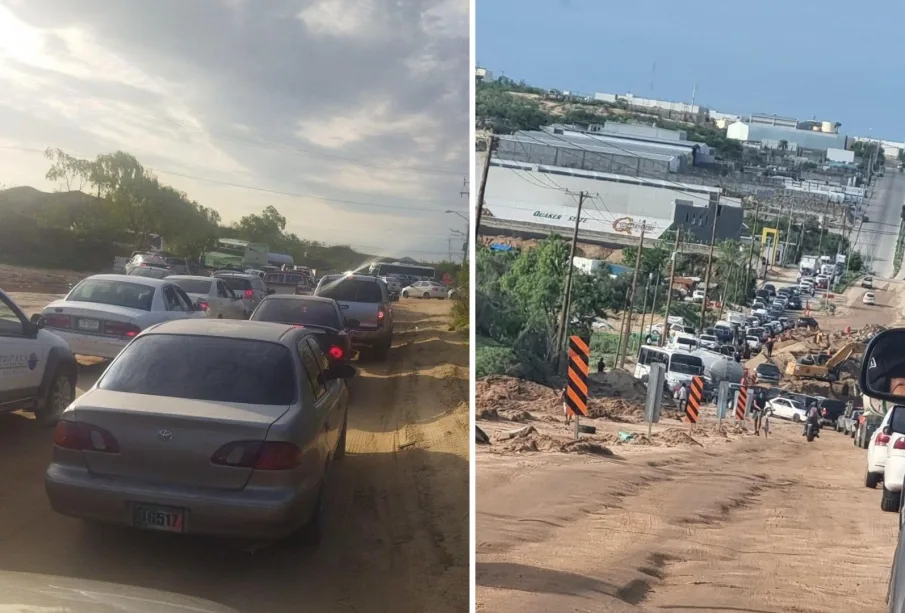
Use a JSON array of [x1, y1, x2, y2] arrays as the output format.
[[132, 504, 185, 533], [77, 318, 100, 332]]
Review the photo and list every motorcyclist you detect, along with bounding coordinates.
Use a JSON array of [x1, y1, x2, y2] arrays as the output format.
[[802, 402, 820, 437]]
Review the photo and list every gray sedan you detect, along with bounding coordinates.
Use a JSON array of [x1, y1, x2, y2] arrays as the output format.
[[45, 318, 354, 544]]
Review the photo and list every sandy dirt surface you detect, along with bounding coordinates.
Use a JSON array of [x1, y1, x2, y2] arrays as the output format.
[[0, 263, 88, 293], [477, 408, 894, 612], [0, 298, 469, 613]]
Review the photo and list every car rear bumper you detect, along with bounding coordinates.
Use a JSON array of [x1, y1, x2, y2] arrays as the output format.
[[45, 463, 318, 539], [349, 328, 390, 348], [887, 456, 905, 492], [46, 329, 129, 360]]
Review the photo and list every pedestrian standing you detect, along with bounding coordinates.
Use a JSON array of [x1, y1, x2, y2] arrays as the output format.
[[561, 385, 571, 426], [677, 383, 688, 414], [597, 357, 605, 373], [766, 338, 775, 359]]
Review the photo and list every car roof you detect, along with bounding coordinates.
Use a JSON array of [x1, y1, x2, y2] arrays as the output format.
[[81, 274, 172, 288], [146, 319, 300, 342], [261, 294, 335, 304], [212, 271, 257, 279], [166, 275, 213, 282]]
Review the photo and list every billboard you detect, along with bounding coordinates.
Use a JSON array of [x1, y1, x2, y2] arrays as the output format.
[[485, 201, 672, 239]]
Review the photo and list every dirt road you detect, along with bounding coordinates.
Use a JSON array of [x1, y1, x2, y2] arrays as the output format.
[[0, 297, 469, 613], [476, 417, 894, 612]]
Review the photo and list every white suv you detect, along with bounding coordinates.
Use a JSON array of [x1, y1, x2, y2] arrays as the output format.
[[866, 409, 892, 490], [402, 281, 448, 300], [0, 288, 78, 425]]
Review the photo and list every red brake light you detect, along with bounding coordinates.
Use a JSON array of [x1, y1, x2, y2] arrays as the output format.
[[244, 289, 254, 299], [377, 306, 386, 321], [53, 420, 120, 453], [211, 441, 302, 470], [45, 314, 72, 329], [104, 321, 141, 338], [198, 301, 209, 311], [328, 345, 344, 360], [877, 433, 891, 446], [895, 438, 905, 450]]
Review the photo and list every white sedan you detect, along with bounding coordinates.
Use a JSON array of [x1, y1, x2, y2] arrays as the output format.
[[167, 275, 247, 319], [864, 292, 877, 305], [41, 274, 207, 359], [402, 281, 448, 299], [698, 334, 718, 350], [766, 397, 807, 422], [867, 408, 893, 492]]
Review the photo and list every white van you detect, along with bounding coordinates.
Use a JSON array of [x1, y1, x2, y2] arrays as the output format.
[[668, 332, 699, 352], [634, 345, 705, 392]]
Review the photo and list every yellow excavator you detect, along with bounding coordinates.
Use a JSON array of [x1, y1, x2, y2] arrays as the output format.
[[784, 342, 865, 382]]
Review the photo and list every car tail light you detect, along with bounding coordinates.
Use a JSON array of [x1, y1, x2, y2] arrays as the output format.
[[377, 306, 386, 321], [328, 345, 344, 360], [104, 321, 141, 338], [54, 420, 120, 453], [211, 441, 302, 470], [877, 433, 891, 446], [244, 289, 254, 299], [198, 301, 209, 311], [894, 438, 905, 450], [44, 314, 72, 329]]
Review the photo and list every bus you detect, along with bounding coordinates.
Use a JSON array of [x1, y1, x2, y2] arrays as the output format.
[[368, 261, 436, 280], [202, 239, 269, 269], [634, 345, 705, 394]]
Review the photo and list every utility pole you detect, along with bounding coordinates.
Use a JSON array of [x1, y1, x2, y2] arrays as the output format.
[[475, 133, 495, 241], [698, 203, 721, 336], [817, 196, 830, 255], [660, 228, 681, 347], [619, 228, 645, 369], [783, 197, 794, 266], [743, 200, 760, 300], [637, 272, 653, 349], [555, 191, 587, 371]]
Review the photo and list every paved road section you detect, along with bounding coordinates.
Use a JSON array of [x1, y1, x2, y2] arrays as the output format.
[[0, 298, 469, 613], [853, 171, 905, 279]]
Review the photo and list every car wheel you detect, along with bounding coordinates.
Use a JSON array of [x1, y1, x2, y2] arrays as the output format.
[[35, 368, 74, 427], [289, 483, 324, 546], [372, 338, 391, 362], [335, 417, 347, 461], [866, 470, 882, 489], [402, 291, 409, 298], [422, 292, 431, 300], [792, 414, 801, 423], [882, 486, 902, 513]]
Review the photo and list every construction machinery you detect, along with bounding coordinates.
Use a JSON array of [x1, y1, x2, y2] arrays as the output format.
[[784, 342, 865, 382]]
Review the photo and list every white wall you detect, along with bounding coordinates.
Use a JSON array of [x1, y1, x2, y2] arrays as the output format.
[[826, 148, 855, 163], [726, 121, 750, 141]]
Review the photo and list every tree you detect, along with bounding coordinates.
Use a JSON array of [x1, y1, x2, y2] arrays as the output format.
[[778, 139, 789, 152]]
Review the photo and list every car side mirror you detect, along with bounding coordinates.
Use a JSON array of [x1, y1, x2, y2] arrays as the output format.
[[30, 314, 45, 329], [884, 426, 893, 436], [340, 304, 349, 310], [319, 363, 357, 383], [346, 318, 360, 327], [860, 329, 905, 401]]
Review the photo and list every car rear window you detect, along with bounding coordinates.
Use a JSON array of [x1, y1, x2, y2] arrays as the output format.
[[99, 335, 296, 405], [127, 267, 168, 278], [221, 277, 253, 292], [317, 278, 383, 303], [170, 279, 211, 295], [68, 280, 155, 311], [251, 298, 340, 328], [758, 364, 780, 374]]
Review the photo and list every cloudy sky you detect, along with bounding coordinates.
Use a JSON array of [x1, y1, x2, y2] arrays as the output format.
[[0, 0, 470, 261]]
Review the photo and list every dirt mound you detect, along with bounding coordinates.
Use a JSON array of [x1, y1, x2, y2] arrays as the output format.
[[588, 369, 648, 403], [587, 398, 645, 422], [491, 425, 614, 456], [654, 427, 705, 447]]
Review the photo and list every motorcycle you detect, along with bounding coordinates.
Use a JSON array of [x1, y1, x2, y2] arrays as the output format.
[[805, 420, 820, 442]]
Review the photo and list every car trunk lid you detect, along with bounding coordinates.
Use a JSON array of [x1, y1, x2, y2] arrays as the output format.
[[72, 389, 290, 490]]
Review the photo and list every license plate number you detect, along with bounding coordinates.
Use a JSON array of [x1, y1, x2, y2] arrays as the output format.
[[77, 318, 100, 332], [132, 504, 185, 533]]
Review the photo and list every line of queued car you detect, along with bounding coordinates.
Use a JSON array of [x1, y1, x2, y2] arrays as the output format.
[[0, 255, 408, 546]]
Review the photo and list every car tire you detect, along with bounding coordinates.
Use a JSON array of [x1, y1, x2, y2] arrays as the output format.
[[866, 470, 882, 489], [334, 417, 347, 461], [35, 368, 74, 427], [792, 414, 801, 423], [402, 291, 409, 298], [422, 292, 431, 300], [372, 338, 391, 362], [290, 484, 324, 547], [882, 486, 901, 513]]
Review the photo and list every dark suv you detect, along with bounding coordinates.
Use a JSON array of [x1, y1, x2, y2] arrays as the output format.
[[314, 274, 394, 360]]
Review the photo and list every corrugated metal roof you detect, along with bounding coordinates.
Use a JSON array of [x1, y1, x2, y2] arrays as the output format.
[[746, 124, 847, 151], [505, 131, 685, 162]]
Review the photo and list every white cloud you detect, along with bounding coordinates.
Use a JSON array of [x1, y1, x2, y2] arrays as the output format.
[[0, 0, 469, 261]]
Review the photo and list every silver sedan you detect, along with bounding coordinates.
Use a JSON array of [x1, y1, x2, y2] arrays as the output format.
[[45, 319, 355, 544]]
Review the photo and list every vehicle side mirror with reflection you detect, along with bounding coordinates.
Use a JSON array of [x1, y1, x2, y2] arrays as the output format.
[[859, 329, 905, 402], [884, 426, 893, 436], [319, 363, 357, 383], [29, 314, 45, 328]]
